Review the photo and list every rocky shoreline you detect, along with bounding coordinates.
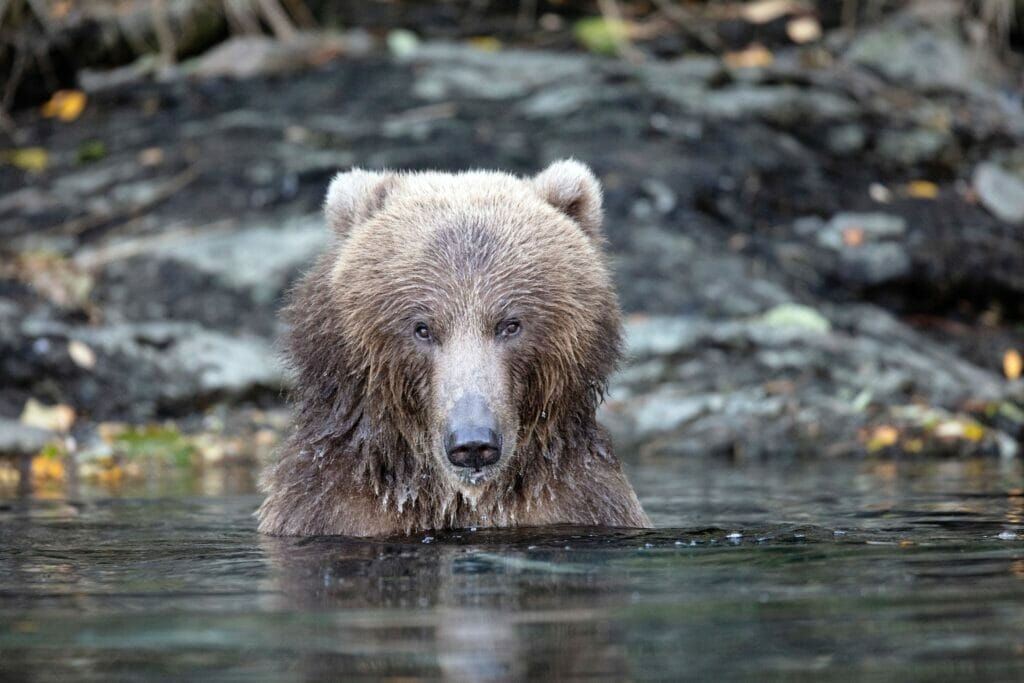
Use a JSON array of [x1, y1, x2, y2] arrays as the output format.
[[2, 4, 1023, 478]]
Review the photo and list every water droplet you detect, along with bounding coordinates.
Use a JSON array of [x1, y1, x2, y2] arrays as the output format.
[[997, 531, 1018, 541]]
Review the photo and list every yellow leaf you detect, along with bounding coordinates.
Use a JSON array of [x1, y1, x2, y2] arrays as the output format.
[[3, 147, 49, 171], [41, 90, 87, 121], [903, 438, 924, 453], [866, 425, 899, 451], [31, 455, 65, 482], [20, 398, 76, 433], [963, 422, 986, 442], [573, 17, 633, 56], [786, 17, 822, 44], [724, 44, 774, 69], [95, 466, 124, 486], [1005, 349, 1022, 380], [906, 180, 939, 199], [467, 36, 502, 52]]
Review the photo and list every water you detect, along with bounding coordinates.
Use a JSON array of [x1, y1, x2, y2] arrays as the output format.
[[2, 455, 1024, 681]]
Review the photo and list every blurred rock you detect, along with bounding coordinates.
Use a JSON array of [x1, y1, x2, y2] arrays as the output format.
[[604, 303, 1011, 458], [150, 215, 326, 302], [2, 30, 1022, 460], [189, 35, 348, 80], [0, 418, 55, 457], [411, 44, 596, 100], [973, 162, 1024, 224], [8, 320, 284, 420], [826, 124, 867, 155], [876, 128, 951, 166], [844, 11, 1006, 93]]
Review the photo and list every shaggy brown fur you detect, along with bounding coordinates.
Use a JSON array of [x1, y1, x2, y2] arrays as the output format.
[[258, 160, 650, 536]]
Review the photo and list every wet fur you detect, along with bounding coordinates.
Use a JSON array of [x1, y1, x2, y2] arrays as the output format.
[[258, 162, 650, 536]]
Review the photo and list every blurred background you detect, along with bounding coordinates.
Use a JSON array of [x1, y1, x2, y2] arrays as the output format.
[[2, 0, 1024, 496]]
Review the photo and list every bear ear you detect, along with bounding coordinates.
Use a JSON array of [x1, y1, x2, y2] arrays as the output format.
[[532, 159, 604, 242], [324, 169, 396, 237]]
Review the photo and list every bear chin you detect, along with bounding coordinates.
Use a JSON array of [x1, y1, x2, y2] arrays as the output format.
[[457, 468, 496, 487], [256, 159, 652, 537]]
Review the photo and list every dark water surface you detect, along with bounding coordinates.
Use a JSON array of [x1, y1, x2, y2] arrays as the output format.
[[3, 455, 1024, 681]]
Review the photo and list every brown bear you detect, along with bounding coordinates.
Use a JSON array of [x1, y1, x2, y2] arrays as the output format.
[[257, 159, 650, 536]]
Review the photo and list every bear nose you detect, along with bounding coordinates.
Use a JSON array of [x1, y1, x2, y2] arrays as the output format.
[[445, 427, 502, 469], [445, 393, 501, 469]]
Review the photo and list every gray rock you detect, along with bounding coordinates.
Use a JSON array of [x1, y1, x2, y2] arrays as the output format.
[[639, 56, 721, 105], [973, 162, 1024, 224], [671, 85, 856, 124], [806, 212, 912, 286], [169, 329, 284, 395], [817, 213, 907, 250], [841, 242, 911, 286], [845, 16, 1002, 93], [639, 56, 722, 87], [411, 44, 596, 100], [606, 302, 1012, 457], [16, 319, 284, 418], [625, 316, 700, 358], [151, 214, 327, 302], [876, 128, 950, 166], [519, 84, 602, 118], [639, 179, 677, 216], [826, 124, 867, 155], [0, 418, 56, 457], [620, 388, 724, 437]]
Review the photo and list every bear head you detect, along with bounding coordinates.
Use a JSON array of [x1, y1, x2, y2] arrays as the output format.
[[282, 160, 623, 509]]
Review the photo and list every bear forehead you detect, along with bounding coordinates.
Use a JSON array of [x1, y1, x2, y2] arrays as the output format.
[[329, 174, 614, 328], [338, 174, 604, 274]]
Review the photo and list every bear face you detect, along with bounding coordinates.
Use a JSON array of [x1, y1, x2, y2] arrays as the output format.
[[258, 160, 650, 536]]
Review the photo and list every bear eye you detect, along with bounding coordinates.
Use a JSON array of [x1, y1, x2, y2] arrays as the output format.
[[413, 322, 432, 342], [498, 319, 521, 339]]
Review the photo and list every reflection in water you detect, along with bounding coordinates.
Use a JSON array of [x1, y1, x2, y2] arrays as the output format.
[[1, 456, 1024, 681], [260, 534, 636, 679]]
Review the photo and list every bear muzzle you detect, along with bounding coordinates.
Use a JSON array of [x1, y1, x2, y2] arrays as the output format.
[[444, 393, 502, 472]]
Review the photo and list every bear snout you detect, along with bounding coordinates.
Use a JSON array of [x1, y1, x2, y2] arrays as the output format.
[[444, 393, 502, 471]]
